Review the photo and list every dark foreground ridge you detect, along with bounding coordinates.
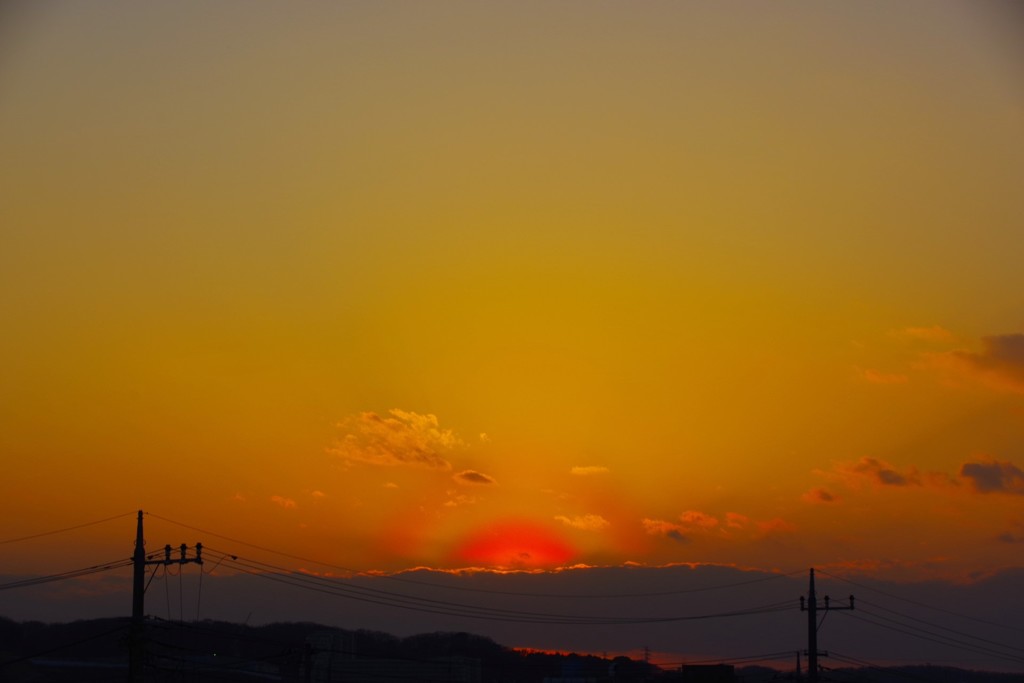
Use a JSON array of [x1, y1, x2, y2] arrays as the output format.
[[2, 616, 1023, 683]]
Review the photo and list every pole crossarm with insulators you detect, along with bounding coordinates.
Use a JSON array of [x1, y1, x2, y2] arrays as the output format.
[[129, 510, 203, 683], [799, 568, 853, 683]]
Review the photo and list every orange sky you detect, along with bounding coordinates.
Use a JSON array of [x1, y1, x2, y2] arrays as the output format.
[[1, 1, 1023, 582]]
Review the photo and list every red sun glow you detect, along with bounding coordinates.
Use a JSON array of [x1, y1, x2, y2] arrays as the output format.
[[456, 521, 575, 569]]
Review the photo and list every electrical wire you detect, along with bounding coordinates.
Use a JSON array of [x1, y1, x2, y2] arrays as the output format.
[[829, 651, 954, 683], [205, 549, 792, 626], [658, 650, 797, 667], [0, 558, 133, 591], [856, 598, 1024, 657], [0, 511, 136, 545], [837, 609, 1024, 666], [817, 568, 1024, 635], [148, 512, 800, 598]]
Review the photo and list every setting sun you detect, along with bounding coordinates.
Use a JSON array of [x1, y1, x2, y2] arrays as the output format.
[[456, 521, 576, 569]]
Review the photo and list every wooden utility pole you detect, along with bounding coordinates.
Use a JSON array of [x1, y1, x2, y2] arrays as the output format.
[[799, 568, 853, 683], [129, 510, 203, 683]]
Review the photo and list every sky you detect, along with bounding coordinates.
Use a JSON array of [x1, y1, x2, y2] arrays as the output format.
[[2, 0, 1024, 605]]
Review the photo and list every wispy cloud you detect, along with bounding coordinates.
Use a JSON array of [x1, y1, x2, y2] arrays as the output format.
[[642, 511, 789, 541], [997, 520, 1024, 543], [960, 458, 1024, 495], [946, 334, 1024, 393], [835, 457, 921, 487], [642, 518, 686, 542], [453, 470, 496, 486], [802, 487, 838, 504], [444, 492, 479, 507], [725, 512, 748, 529], [329, 409, 462, 469], [555, 514, 610, 531], [571, 466, 610, 476], [680, 510, 719, 529], [271, 495, 297, 509]]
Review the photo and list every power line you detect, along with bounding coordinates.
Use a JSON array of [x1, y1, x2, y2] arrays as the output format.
[[817, 568, 1024, 635], [856, 598, 1024, 657], [208, 549, 793, 626], [0, 511, 136, 545], [659, 650, 797, 667], [0, 558, 133, 591], [829, 651, 959, 683], [837, 609, 1024, 667]]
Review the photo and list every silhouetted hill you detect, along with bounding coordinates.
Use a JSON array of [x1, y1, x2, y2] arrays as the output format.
[[3, 616, 1024, 682], [0, 616, 658, 682]]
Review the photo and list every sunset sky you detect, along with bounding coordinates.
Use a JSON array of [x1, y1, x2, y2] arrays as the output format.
[[2, 1, 1023, 587]]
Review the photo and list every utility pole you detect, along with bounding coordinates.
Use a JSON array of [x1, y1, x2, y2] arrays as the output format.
[[799, 568, 853, 683], [129, 510, 203, 683]]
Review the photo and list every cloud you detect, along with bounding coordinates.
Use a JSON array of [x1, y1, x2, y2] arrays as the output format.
[[997, 521, 1024, 543], [571, 466, 610, 476], [383, 482, 399, 489], [271, 495, 297, 509], [311, 490, 326, 499], [554, 514, 610, 531], [947, 334, 1024, 393], [680, 510, 719, 529], [725, 512, 748, 529], [444, 492, 479, 507], [453, 470, 496, 486], [839, 457, 920, 487], [959, 458, 1024, 495], [642, 518, 686, 540], [329, 409, 462, 469], [802, 487, 838, 504]]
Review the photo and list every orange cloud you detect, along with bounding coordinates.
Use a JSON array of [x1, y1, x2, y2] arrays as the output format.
[[835, 457, 921, 488], [680, 510, 719, 529], [725, 512, 748, 529], [444, 492, 479, 507], [959, 458, 1024, 495], [271, 495, 296, 509], [948, 334, 1024, 393], [802, 487, 838, 504], [554, 514, 610, 531], [997, 520, 1024, 544], [641, 518, 687, 543], [329, 409, 462, 469], [453, 470, 496, 486]]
